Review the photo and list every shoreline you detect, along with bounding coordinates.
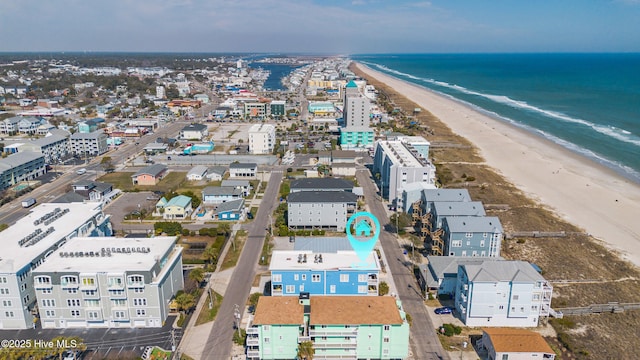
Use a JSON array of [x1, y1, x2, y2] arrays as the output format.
[[355, 62, 640, 268]]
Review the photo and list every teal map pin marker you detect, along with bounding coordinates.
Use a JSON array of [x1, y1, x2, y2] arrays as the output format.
[[346, 212, 380, 266]]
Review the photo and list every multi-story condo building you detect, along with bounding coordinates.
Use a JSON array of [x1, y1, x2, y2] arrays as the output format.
[[229, 163, 257, 178], [0, 152, 46, 190], [455, 260, 553, 327], [0, 202, 112, 329], [18, 134, 70, 164], [18, 117, 47, 134], [373, 139, 437, 206], [248, 123, 275, 154], [429, 201, 486, 230], [340, 80, 374, 149], [442, 216, 503, 258], [244, 102, 267, 119], [247, 294, 410, 360], [269, 100, 285, 117], [0, 116, 21, 135], [270, 250, 380, 296], [69, 130, 108, 157], [32, 236, 183, 329], [287, 191, 358, 231]]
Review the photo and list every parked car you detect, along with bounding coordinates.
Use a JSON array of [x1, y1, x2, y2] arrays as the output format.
[[76, 168, 86, 175], [434, 306, 453, 315]]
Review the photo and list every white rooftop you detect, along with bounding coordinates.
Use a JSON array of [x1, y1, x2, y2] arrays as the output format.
[[269, 250, 379, 271], [34, 236, 180, 276], [0, 203, 104, 273], [378, 140, 425, 168]]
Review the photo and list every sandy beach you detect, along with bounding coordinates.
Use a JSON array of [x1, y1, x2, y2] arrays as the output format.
[[356, 63, 640, 268]]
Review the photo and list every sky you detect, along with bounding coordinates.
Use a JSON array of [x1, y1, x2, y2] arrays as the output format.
[[1, 0, 639, 53]]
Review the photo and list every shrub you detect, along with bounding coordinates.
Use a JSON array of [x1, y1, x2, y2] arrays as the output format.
[[441, 323, 462, 337], [177, 313, 186, 327], [516, 238, 526, 244], [465, 176, 476, 182], [233, 329, 247, 345], [379, 281, 390, 296], [182, 228, 190, 236]]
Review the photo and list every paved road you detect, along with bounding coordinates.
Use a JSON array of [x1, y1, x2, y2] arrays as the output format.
[[356, 169, 448, 360], [201, 169, 283, 360]]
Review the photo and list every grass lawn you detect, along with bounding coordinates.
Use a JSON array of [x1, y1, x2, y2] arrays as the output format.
[[250, 207, 258, 218], [259, 235, 273, 266], [195, 291, 224, 325], [220, 230, 247, 271], [150, 347, 172, 360], [97, 171, 187, 193]]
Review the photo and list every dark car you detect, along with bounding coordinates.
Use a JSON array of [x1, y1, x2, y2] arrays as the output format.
[[434, 307, 453, 315]]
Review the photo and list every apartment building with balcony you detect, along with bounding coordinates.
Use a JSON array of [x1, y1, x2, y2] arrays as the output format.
[[0, 151, 46, 191], [19, 134, 70, 164], [455, 260, 553, 327], [442, 216, 503, 258], [247, 294, 410, 360], [248, 123, 275, 154], [69, 130, 108, 157], [32, 236, 183, 329], [373, 138, 436, 206], [0, 203, 112, 329], [269, 250, 380, 296], [287, 191, 358, 232]]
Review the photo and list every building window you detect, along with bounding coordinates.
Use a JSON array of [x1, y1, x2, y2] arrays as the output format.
[[41, 289, 52, 294], [0, 288, 8, 295], [133, 298, 147, 306], [81, 277, 95, 286], [108, 277, 123, 287], [299, 284, 305, 292], [465, 232, 473, 238], [264, 338, 270, 344], [301, 274, 306, 281], [286, 285, 295, 293], [42, 299, 55, 307], [83, 290, 97, 297], [35, 276, 51, 286], [127, 275, 144, 286], [5, 311, 14, 318], [2, 300, 12, 307], [340, 274, 349, 282], [45, 310, 55, 318], [513, 295, 519, 300], [384, 325, 390, 331], [358, 274, 367, 282], [0, 277, 5, 283], [87, 311, 99, 320], [61, 276, 78, 286], [312, 274, 321, 282], [330, 285, 336, 293], [67, 299, 81, 307], [112, 299, 126, 307], [272, 274, 282, 282], [480, 240, 485, 247], [114, 311, 126, 319], [136, 309, 146, 316], [70, 310, 81, 318], [358, 285, 367, 294], [67, 289, 78, 294], [451, 240, 462, 248], [133, 288, 144, 293], [499, 305, 504, 310], [85, 300, 100, 308], [294, 274, 299, 281]]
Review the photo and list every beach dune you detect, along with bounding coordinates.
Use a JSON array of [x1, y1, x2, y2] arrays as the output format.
[[355, 63, 640, 267]]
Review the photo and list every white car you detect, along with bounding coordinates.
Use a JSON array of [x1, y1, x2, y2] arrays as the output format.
[[76, 168, 87, 175]]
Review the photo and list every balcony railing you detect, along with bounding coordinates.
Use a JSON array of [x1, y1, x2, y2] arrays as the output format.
[[313, 341, 357, 349], [246, 327, 259, 335], [309, 329, 358, 337], [246, 338, 260, 346], [246, 349, 260, 358]]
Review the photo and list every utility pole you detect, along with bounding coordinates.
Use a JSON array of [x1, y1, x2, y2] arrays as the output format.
[[171, 329, 176, 352], [234, 304, 241, 336]]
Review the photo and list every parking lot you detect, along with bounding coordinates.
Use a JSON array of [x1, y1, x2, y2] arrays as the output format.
[[104, 192, 157, 231]]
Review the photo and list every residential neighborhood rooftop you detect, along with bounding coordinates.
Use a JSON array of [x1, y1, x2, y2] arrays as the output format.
[[483, 328, 555, 354], [462, 260, 544, 283], [444, 216, 503, 233], [310, 296, 404, 325], [293, 237, 353, 253], [287, 191, 358, 203], [229, 162, 257, 169], [252, 296, 304, 325], [202, 186, 243, 196], [269, 250, 378, 271], [290, 178, 354, 190], [132, 163, 168, 177]]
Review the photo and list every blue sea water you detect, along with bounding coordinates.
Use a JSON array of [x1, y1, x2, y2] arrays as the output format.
[[353, 53, 640, 183]]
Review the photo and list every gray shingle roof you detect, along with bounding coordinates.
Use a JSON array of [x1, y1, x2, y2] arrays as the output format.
[[70, 130, 106, 139], [215, 198, 245, 213], [287, 191, 358, 203], [229, 162, 257, 169], [290, 178, 354, 191], [293, 237, 353, 253], [0, 151, 44, 171], [432, 201, 486, 217], [221, 180, 250, 187], [422, 189, 471, 203], [207, 166, 227, 176], [461, 260, 545, 283], [444, 216, 503, 234], [132, 164, 167, 178], [202, 186, 243, 196], [30, 134, 67, 147], [182, 123, 207, 131]]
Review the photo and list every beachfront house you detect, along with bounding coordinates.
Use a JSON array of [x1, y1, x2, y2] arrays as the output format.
[[455, 260, 553, 327], [480, 328, 555, 360], [442, 216, 503, 258], [269, 250, 379, 296], [246, 295, 409, 360], [430, 201, 486, 230]]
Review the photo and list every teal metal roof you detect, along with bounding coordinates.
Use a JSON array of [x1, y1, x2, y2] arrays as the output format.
[[166, 195, 192, 208], [346, 80, 357, 88]]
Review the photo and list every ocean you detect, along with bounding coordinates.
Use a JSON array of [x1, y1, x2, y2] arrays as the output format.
[[353, 53, 640, 183]]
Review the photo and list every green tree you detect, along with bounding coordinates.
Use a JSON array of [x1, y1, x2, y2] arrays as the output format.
[[379, 281, 390, 296], [175, 293, 196, 313], [297, 341, 315, 360], [100, 156, 115, 173], [202, 246, 218, 266], [180, 190, 201, 208], [189, 268, 205, 286], [166, 84, 180, 100]]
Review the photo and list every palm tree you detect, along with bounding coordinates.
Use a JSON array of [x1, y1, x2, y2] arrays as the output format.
[[175, 293, 196, 314], [189, 267, 205, 287], [202, 246, 218, 267], [297, 341, 315, 360]]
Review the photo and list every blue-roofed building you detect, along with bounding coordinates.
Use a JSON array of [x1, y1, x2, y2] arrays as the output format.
[[442, 216, 503, 258], [269, 250, 380, 296]]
